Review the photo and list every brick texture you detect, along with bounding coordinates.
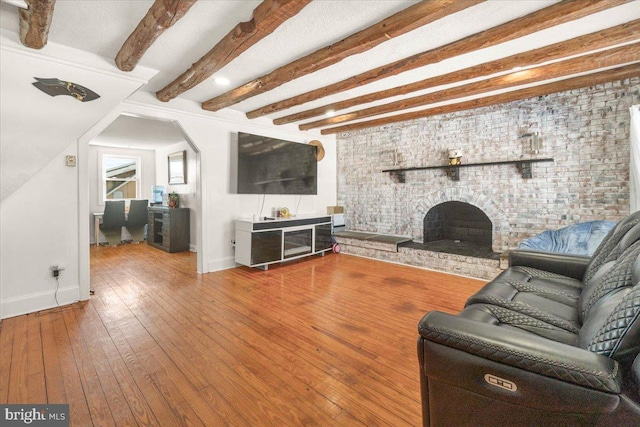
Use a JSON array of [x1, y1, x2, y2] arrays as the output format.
[[336, 77, 640, 277]]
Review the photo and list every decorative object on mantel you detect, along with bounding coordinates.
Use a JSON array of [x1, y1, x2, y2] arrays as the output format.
[[32, 77, 100, 102], [308, 140, 325, 161], [530, 132, 543, 154], [448, 149, 463, 165], [383, 158, 554, 182], [447, 149, 463, 180], [168, 191, 179, 208], [520, 132, 544, 154], [392, 149, 403, 167]]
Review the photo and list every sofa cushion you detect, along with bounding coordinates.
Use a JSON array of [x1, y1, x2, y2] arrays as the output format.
[[583, 212, 640, 284], [509, 250, 591, 280], [459, 302, 580, 346], [579, 256, 640, 362], [466, 268, 582, 308], [462, 225, 640, 356], [584, 287, 640, 361], [580, 238, 640, 320], [464, 249, 640, 345], [465, 220, 640, 329], [502, 265, 584, 289]]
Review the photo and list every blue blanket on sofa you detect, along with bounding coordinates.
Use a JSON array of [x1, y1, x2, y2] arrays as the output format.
[[518, 220, 617, 256]]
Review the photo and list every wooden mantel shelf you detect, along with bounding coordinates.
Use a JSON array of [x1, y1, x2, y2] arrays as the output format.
[[382, 158, 554, 181]]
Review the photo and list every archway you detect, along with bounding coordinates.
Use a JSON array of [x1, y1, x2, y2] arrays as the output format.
[[77, 103, 206, 301]]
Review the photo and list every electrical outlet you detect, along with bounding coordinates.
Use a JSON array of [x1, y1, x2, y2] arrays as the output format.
[[50, 265, 64, 278]]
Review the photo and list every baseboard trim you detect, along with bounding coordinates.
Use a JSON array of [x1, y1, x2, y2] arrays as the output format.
[[207, 256, 236, 272], [1, 285, 80, 319]]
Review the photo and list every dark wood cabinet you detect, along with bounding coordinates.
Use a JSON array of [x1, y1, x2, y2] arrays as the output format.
[[147, 206, 190, 253]]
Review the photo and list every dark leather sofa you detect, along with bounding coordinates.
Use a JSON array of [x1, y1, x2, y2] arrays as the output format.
[[417, 211, 640, 426]]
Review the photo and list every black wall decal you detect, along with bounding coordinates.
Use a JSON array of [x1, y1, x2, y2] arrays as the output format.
[[32, 77, 100, 102]]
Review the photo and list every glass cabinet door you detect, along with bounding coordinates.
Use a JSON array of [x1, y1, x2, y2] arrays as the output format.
[[315, 224, 332, 252], [251, 230, 282, 265], [283, 229, 312, 259]]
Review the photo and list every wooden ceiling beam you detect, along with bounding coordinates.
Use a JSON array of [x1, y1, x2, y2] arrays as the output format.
[[300, 43, 640, 130], [201, 0, 485, 112], [248, 0, 633, 119], [19, 0, 56, 49], [156, 0, 313, 102], [115, 0, 198, 72], [273, 19, 640, 125], [319, 63, 640, 135]]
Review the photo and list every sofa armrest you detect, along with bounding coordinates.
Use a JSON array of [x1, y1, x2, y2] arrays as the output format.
[[508, 249, 591, 280], [418, 311, 620, 394]]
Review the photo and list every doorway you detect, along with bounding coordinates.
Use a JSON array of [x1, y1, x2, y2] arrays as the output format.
[[78, 109, 205, 301]]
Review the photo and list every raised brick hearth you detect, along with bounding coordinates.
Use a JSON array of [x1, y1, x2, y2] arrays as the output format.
[[335, 77, 639, 279]]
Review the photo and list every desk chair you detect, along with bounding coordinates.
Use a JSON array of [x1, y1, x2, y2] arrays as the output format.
[[126, 199, 149, 243], [100, 200, 125, 246]]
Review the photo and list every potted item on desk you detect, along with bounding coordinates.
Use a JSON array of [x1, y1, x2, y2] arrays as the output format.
[[168, 192, 179, 208]]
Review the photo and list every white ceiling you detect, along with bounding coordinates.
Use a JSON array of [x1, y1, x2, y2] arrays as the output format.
[[1, 0, 639, 132], [89, 115, 187, 150], [0, 41, 152, 200]]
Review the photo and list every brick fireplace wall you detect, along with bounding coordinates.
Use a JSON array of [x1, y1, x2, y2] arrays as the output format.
[[336, 77, 640, 260]]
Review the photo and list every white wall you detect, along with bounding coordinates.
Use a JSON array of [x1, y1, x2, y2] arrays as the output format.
[[0, 30, 154, 201], [88, 145, 156, 244], [0, 146, 81, 316], [88, 95, 338, 274], [0, 32, 156, 319], [0, 35, 336, 319]]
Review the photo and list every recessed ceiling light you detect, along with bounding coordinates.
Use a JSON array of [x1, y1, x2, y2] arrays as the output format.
[[326, 110, 336, 117], [511, 66, 523, 72], [214, 77, 230, 86]]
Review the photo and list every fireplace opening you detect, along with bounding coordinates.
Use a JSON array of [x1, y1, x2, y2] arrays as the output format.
[[400, 201, 500, 259], [424, 201, 491, 245]]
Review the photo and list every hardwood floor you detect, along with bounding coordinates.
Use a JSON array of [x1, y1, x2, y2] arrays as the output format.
[[0, 244, 486, 426]]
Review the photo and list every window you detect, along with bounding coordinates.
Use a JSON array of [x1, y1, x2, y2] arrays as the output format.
[[102, 155, 141, 202]]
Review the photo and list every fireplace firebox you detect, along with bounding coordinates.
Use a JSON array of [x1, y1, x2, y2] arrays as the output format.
[[399, 201, 499, 259], [424, 201, 492, 246]]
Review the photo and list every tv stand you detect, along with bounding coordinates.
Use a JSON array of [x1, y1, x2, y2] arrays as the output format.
[[235, 215, 332, 270]]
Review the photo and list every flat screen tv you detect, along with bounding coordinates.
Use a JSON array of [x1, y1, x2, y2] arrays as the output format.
[[231, 132, 318, 195]]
